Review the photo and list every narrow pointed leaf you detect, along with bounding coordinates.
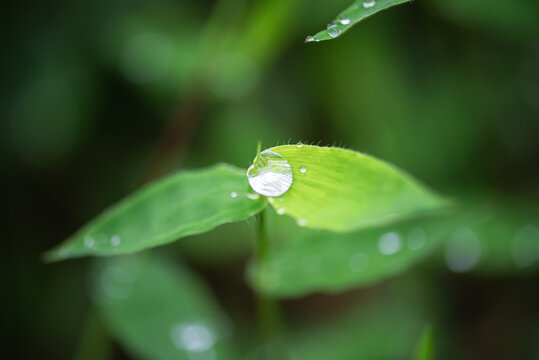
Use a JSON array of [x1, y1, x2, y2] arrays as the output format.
[[92, 255, 236, 360], [248, 145, 449, 232], [45, 164, 265, 261], [305, 0, 410, 43]]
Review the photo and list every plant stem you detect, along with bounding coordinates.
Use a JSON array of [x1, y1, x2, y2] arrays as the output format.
[[255, 209, 284, 352]]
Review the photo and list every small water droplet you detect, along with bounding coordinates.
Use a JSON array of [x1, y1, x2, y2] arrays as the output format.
[[338, 16, 351, 25], [363, 0, 375, 8], [313, 35, 321, 42], [296, 141, 304, 148], [276, 207, 286, 215], [110, 235, 121, 247], [444, 228, 481, 272], [84, 236, 96, 248], [170, 323, 216, 353], [407, 228, 426, 250], [267, 197, 275, 204], [247, 149, 293, 197], [299, 166, 307, 174], [230, 192, 238, 198], [349, 252, 368, 272], [328, 25, 342, 38], [246, 193, 260, 200], [297, 218, 307, 227], [305, 36, 314, 43], [378, 232, 401, 255], [278, 197, 284, 202]]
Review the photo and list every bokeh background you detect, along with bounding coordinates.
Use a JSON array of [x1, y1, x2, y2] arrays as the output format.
[[3, 0, 539, 359]]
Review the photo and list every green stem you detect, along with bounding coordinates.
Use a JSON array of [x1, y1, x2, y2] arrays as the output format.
[[255, 209, 284, 354]]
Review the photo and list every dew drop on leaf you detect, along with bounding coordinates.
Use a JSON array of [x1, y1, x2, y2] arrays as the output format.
[[299, 166, 307, 174], [338, 16, 351, 25], [110, 235, 121, 247], [363, 0, 375, 8], [276, 207, 286, 215], [407, 228, 426, 250], [378, 232, 402, 255], [305, 36, 314, 43], [84, 236, 96, 248], [230, 191, 238, 198], [247, 149, 293, 197], [348, 252, 368, 272], [328, 25, 342, 38]]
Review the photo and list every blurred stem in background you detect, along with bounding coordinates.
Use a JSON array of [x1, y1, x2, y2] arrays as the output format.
[[74, 309, 113, 360], [143, 0, 300, 181], [255, 208, 285, 358]]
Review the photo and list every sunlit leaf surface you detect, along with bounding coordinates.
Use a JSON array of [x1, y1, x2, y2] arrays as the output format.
[[305, 0, 410, 43], [93, 255, 236, 360], [248, 145, 450, 232], [45, 164, 265, 261], [249, 213, 454, 297]]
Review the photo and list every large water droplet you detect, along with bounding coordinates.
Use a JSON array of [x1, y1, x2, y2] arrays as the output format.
[[349, 252, 368, 272], [378, 232, 402, 255], [338, 16, 351, 25], [328, 25, 342, 38], [363, 0, 375, 8], [247, 149, 293, 197], [170, 323, 215, 353], [444, 228, 481, 272]]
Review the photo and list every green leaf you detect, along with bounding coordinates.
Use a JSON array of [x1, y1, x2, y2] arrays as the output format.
[[288, 275, 428, 359], [414, 323, 435, 360], [305, 0, 411, 43], [249, 212, 454, 297], [93, 255, 236, 360], [248, 145, 450, 233], [45, 164, 265, 261], [440, 195, 539, 274]]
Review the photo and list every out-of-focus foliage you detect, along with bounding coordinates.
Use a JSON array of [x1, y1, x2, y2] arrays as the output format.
[[4, 0, 539, 359], [92, 255, 236, 360]]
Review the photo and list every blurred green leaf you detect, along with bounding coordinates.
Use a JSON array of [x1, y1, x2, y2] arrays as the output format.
[[287, 275, 428, 359], [45, 164, 265, 261], [414, 323, 434, 360], [248, 145, 449, 233], [440, 196, 539, 275], [305, 0, 410, 43], [93, 255, 236, 360], [249, 213, 454, 297]]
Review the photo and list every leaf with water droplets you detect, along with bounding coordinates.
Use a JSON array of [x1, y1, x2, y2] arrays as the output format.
[[249, 213, 454, 297], [249, 144, 450, 232], [305, 0, 411, 43], [93, 255, 236, 360], [45, 164, 266, 261]]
